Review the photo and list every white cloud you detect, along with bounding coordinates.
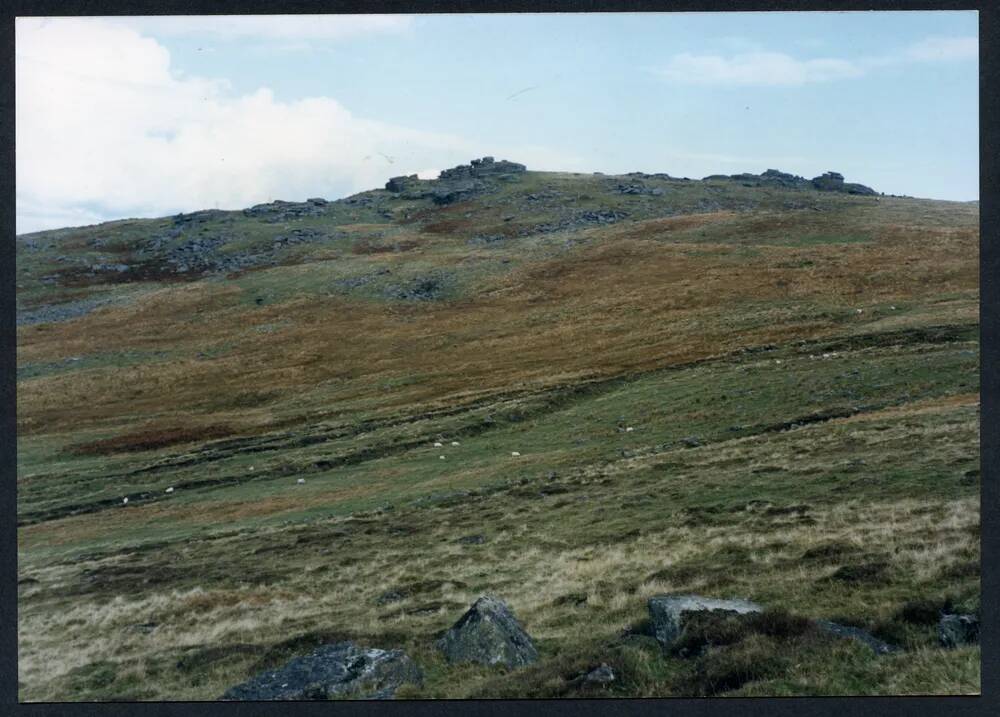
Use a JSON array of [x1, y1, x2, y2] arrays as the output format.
[[15, 17, 575, 233], [656, 51, 863, 86], [655, 35, 977, 87]]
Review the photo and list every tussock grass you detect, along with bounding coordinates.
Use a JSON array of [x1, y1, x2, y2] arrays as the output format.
[[17, 178, 979, 699]]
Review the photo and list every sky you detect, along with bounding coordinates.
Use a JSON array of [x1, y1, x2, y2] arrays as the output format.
[[15, 11, 979, 234]]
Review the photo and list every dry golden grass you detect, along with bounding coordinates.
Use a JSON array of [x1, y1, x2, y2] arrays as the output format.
[[18, 489, 978, 700], [16, 186, 980, 699], [17, 213, 977, 439]]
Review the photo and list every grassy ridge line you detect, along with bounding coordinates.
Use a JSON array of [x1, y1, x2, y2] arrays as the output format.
[[17, 321, 976, 528]]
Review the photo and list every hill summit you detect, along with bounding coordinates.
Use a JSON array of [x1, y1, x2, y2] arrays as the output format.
[[384, 157, 878, 206]]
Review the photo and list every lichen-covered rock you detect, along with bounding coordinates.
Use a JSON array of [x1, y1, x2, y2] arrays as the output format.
[[814, 620, 899, 655], [761, 168, 799, 181], [647, 595, 762, 649], [436, 595, 538, 668], [843, 182, 878, 196], [385, 174, 422, 193], [432, 180, 482, 205], [699, 168, 877, 196], [242, 199, 330, 221], [939, 614, 979, 648], [220, 642, 422, 700], [581, 663, 615, 685], [812, 171, 845, 191], [439, 157, 526, 181]]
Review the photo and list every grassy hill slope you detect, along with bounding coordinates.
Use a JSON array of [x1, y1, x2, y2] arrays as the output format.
[[16, 161, 980, 699]]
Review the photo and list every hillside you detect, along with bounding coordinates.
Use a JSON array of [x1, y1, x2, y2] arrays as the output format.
[[16, 158, 980, 699]]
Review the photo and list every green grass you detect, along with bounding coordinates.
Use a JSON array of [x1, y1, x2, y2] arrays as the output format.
[[16, 168, 980, 700], [18, 389, 979, 698], [16, 327, 978, 554]]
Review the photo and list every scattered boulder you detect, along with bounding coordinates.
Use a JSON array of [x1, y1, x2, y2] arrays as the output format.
[[243, 199, 330, 222], [571, 663, 615, 688], [700, 168, 876, 195], [843, 182, 878, 196], [585, 663, 615, 684], [385, 158, 524, 203], [386, 175, 422, 193], [579, 209, 627, 224], [172, 209, 229, 226], [647, 595, 762, 649], [439, 156, 526, 181], [272, 228, 329, 247], [761, 168, 801, 185], [814, 620, 899, 655], [811, 171, 845, 191], [432, 181, 480, 206], [220, 642, 422, 701], [646, 597, 903, 661], [613, 183, 648, 195], [88, 262, 131, 274], [515, 208, 628, 236], [436, 595, 539, 668], [939, 614, 979, 648]]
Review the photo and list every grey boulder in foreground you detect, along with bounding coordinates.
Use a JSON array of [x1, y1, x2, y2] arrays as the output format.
[[939, 614, 979, 648], [220, 641, 422, 700], [437, 595, 539, 667], [648, 594, 902, 656], [814, 620, 899, 655], [648, 595, 763, 648]]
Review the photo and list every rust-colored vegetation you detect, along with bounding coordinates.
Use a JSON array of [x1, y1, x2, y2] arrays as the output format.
[[68, 424, 236, 456]]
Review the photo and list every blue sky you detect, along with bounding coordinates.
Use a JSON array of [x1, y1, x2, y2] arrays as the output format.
[[16, 11, 979, 233]]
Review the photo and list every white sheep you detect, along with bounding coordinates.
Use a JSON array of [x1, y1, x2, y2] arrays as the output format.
[[297, 478, 306, 485], [856, 308, 863, 314], [890, 305, 897, 310], [439, 455, 446, 460], [249, 466, 255, 472], [122, 497, 129, 505], [451, 441, 460, 446], [625, 427, 634, 432], [433, 442, 443, 447], [511, 451, 521, 457], [775, 360, 782, 365], [165, 487, 174, 494]]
